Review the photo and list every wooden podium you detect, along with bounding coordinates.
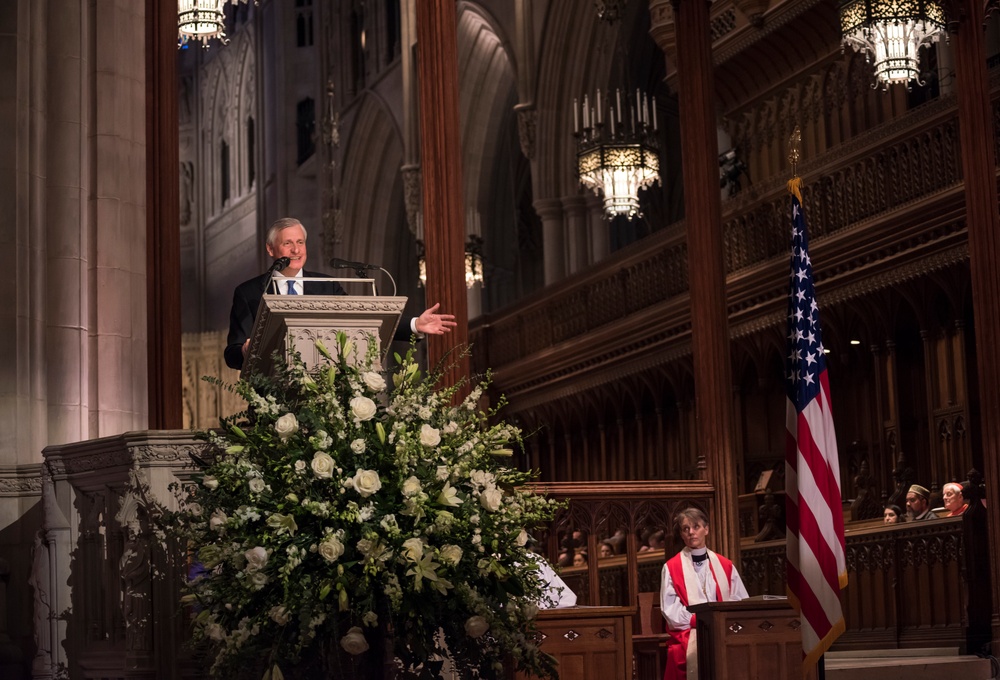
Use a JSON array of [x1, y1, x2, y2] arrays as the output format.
[[687, 599, 817, 680], [243, 292, 407, 377], [514, 606, 634, 680]]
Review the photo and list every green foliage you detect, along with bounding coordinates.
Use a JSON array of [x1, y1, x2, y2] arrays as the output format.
[[170, 334, 560, 679]]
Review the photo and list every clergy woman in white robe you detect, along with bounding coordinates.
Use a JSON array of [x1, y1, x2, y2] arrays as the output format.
[[660, 507, 748, 680]]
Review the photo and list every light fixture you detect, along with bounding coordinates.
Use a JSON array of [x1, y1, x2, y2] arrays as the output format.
[[178, 0, 226, 47], [575, 88, 660, 219], [465, 235, 485, 288], [839, 0, 945, 86], [594, 0, 628, 23], [415, 215, 485, 289], [850, 339, 861, 345], [178, 0, 254, 48]]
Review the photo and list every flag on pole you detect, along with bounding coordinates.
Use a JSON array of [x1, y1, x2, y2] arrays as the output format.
[[784, 176, 847, 672]]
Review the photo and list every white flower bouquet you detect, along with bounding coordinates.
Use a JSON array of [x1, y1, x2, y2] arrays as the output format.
[[171, 334, 560, 679]]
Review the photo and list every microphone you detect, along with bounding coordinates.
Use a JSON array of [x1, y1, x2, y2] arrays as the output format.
[[329, 257, 379, 270], [268, 256, 291, 273], [261, 257, 292, 293]]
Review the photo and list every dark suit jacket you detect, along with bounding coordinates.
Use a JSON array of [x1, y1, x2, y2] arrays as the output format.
[[225, 270, 347, 370]]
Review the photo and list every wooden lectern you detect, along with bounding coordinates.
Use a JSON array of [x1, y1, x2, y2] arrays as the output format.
[[687, 599, 817, 680], [513, 606, 634, 680], [242, 292, 408, 377]]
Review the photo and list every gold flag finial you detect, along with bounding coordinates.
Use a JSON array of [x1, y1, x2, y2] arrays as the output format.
[[787, 126, 802, 178]]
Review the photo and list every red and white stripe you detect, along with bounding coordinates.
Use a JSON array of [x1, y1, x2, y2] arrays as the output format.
[[786, 370, 847, 669]]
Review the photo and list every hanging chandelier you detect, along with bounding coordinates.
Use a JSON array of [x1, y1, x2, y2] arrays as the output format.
[[575, 88, 660, 219], [839, 0, 945, 86], [178, 0, 254, 48], [178, 0, 226, 47]]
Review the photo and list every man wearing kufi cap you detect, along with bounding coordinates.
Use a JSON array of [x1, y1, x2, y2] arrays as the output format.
[[906, 484, 936, 521]]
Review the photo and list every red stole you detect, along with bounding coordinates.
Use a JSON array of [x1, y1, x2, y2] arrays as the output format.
[[663, 552, 734, 680]]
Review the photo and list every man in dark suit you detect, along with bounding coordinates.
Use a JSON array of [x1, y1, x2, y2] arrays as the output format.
[[225, 217, 456, 370]]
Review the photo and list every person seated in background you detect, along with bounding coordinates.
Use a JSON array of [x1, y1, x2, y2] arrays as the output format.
[[883, 504, 904, 524], [906, 484, 937, 521], [942, 482, 968, 516], [572, 551, 588, 567], [598, 540, 615, 559], [661, 507, 748, 680]]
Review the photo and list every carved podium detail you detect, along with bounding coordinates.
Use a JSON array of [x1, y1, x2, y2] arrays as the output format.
[[244, 294, 407, 377]]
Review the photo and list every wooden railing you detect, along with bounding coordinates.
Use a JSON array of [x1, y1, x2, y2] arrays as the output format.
[[741, 511, 991, 653]]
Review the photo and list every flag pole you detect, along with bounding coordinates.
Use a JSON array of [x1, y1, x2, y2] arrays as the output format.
[[783, 125, 847, 680]]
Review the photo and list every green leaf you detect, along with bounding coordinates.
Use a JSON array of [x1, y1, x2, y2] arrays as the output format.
[[230, 424, 247, 440], [319, 583, 331, 600]]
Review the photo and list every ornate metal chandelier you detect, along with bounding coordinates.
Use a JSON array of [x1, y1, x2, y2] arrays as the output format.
[[178, 0, 226, 47], [178, 0, 254, 48], [575, 88, 660, 219], [839, 0, 945, 86]]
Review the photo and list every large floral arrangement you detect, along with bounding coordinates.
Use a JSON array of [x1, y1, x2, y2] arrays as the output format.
[[171, 334, 560, 680]]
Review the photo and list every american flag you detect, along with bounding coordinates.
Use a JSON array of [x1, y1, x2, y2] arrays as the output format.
[[784, 179, 847, 671]]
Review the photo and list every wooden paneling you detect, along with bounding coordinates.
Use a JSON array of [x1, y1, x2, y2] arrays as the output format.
[[514, 607, 634, 680]]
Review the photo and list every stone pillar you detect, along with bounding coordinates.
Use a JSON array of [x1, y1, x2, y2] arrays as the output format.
[[562, 195, 589, 274], [534, 197, 566, 285], [415, 0, 469, 388], [585, 194, 609, 263], [945, 0, 1000, 648]]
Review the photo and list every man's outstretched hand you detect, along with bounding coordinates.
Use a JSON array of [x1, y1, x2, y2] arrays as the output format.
[[414, 302, 457, 335]]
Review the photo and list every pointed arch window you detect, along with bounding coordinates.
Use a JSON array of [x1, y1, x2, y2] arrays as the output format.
[[220, 140, 230, 205]]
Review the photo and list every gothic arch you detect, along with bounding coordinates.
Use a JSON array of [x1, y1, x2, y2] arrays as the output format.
[[340, 93, 405, 275]]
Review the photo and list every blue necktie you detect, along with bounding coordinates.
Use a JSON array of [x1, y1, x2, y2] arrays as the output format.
[[288, 281, 298, 295]]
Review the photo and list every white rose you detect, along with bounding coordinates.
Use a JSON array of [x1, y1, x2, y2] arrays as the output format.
[[515, 529, 529, 547], [464, 615, 490, 638], [401, 476, 423, 497], [362, 611, 378, 627], [187, 502, 203, 517], [439, 544, 463, 566], [209, 510, 228, 532], [401, 537, 424, 562], [248, 478, 265, 494], [269, 605, 290, 625], [202, 476, 219, 490], [350, 438, 366, 453], [362, 371, 386, 392], [479, 486, 503, 512], [350, 396, 377, 422], [420, 424, 441, 447], [436, 466, 450, 481], [274, 413, 299, 440], [244, 546, 268, 572], [340, 626, 369, 655], [443, 421, 459, 435], [352, 469, 382, 497], [205, 622, 226, 641], [319, 534, 345, 563], [311, 452, 335, 479], [294, 460, 307, 473], [418, 406, 433, 420], [250, 571, 268, 588]]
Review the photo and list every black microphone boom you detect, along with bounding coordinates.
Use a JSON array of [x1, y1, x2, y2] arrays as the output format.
[[260, 257, 292, 293], [329, 257, 378, 270]]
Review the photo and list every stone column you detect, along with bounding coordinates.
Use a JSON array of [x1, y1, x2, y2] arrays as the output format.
[[533, 197, 566, 285], [562, 194, 589, 274], [585, 194, 609, 263]]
